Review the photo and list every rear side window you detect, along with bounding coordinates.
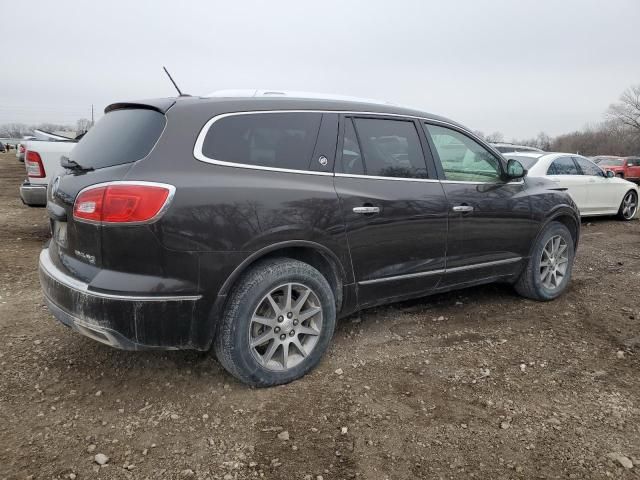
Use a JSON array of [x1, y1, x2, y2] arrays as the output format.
[[202, 112, 322, 170], [70, 109, 165, 169], [548, 157, 579, 175], [352, 118, 428, 178], [574, 157, 604, 176]]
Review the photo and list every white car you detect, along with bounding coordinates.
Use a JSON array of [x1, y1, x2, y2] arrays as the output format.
[[507, 152, 638, 221], [491, 142, 544, 154]]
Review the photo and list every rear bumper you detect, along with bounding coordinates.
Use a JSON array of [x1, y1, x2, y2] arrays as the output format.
[[20, 181, 47, 206], [38, 248, 203, 350]]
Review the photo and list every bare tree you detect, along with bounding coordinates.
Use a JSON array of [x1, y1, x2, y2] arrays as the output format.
[[607, 84, 640, 133], [484, 131, 504, 143], [76, 118, 92, 133]]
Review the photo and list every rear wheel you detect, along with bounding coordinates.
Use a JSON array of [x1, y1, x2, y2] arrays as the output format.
[[515, 221, 575, 301], [618, 190, 638, 221], [214, 258, 336, 387]]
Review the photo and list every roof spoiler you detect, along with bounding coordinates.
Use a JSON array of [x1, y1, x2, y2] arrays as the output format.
[[105, 98, 176, 114]]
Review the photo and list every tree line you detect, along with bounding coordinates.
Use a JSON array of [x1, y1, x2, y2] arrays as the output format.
[[0, 118, 92, 139], [477, 84, 640, 156], [2, 85, 639, 156]]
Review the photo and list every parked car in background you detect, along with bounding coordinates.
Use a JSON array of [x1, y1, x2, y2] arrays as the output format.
[[20, 130, 79, 206], [591, 155, 622, 165], [0, 143, 5, 152], [506, 152, 638, 220], [597, 156, 640, 181], [491, 142, 544, 154], [39, 92, 581, 386], [16, 136, 36, 162]]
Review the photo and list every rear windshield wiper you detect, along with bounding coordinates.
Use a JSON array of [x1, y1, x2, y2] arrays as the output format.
[[61, 156, 94, 173]]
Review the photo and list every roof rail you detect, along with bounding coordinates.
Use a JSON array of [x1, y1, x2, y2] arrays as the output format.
[[204, 89, 391, 105]]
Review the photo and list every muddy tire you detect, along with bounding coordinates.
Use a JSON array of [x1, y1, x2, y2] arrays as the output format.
[[214, 258, 336, 387], [515, 221, 575, 301]]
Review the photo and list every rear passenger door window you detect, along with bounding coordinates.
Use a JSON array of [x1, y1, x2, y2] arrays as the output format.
[[548, 157, 579, 175], [424, 124, 503, 182], [349, 118, 429, 178], [201, 112, 322, 171]]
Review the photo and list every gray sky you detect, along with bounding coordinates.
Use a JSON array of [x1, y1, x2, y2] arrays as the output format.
[[2, 0, 639, 139]]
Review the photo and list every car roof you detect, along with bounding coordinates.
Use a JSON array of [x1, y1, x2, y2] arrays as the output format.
[[104, 93, 468, 132]]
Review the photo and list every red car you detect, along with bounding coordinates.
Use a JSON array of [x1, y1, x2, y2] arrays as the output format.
[[598, 156, 640, 182]]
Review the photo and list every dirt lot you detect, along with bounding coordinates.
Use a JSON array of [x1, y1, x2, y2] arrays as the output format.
[[1, 152, 639, 480]]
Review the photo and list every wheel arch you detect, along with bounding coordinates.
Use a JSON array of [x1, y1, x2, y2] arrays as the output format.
[[218, 240, 347, 310], [530, 206, 580, 259]]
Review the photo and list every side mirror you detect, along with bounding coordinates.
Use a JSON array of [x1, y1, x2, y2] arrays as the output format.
[[506, 159, 526, 179], [606, 170, 615, 178]]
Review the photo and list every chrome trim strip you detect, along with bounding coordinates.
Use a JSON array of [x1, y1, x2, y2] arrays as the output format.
[[357, 257, 523, 285], [39, 249, 201, 302], [358, 268, 446, 285], [335, 172, 439, 183], [445, 257, 523, 273], [73, 180, 176, 226], [192, 110, 475, 176], [440, 179, 525, 185]]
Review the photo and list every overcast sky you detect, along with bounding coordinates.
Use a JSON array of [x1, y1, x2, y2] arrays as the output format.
[[2, 0, 639, 139]]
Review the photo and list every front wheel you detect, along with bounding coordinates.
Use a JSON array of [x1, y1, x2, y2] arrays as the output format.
[[515, 221, 575, 301], [214, 258, 336, 387], [618, 190, 638, 221]]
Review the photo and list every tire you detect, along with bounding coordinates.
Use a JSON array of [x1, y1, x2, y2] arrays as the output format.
[[616, 173, 624, 178], [515, 221, 575, 301], [618, 190, 638, 221], [214, 258, 336, 387]]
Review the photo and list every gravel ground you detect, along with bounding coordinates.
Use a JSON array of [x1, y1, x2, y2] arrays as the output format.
[[1, 152, 639, 479]]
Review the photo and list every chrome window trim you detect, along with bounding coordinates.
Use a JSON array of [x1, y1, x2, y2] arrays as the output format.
[[193, 110, 474, 178], [193, 110, 522, 185], [39, 249, 202, 302], [73, 180, 176, 226], [335, 172, 440, 183], [440, 179, 525, 185], [357, 257, 522, 286]]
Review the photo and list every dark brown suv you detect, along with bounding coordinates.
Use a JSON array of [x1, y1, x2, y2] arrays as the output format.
[[39, 93, 580, 386]]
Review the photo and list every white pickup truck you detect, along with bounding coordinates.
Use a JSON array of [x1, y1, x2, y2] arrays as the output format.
[[20, 130, 80, 206]]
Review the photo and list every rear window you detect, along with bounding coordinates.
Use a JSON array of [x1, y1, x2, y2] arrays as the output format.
[[202, 112, 322, 170], [70, 109, 166, 169]]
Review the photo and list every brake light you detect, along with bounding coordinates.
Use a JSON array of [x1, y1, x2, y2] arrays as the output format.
[[73, 182, 174, 224], [26, 151, 45, 178]]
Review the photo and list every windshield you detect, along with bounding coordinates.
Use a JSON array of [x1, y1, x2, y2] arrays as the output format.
[[598, 158, 624, 166], [70, 109, 166, 169]]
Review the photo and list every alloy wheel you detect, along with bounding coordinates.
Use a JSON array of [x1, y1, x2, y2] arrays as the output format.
[[539, 235, 569, 290], [249, 283, 323, 371], [622, 191, 638, 220]]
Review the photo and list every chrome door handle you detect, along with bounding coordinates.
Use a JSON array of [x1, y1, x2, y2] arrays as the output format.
[[353, 206, 381, 214], [452, 205, 474, 213]]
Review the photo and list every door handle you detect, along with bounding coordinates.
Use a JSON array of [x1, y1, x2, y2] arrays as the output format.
[[353, 206, 381, 214], [452, 205, 474, 213]]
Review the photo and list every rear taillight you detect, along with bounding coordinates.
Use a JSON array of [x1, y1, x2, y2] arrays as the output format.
[[73, 182, 174, 224], [26, 151, 45, 178]]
